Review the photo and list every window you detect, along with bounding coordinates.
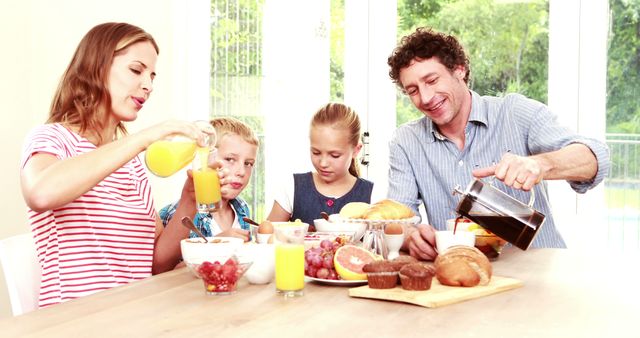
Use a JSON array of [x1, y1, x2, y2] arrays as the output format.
[[605, 0, 640, 251], [209, 1, 632, 252], [211, 0, 266, 219]]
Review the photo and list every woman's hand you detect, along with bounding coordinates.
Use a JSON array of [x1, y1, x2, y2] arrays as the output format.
[[140, 120, 216, 149]]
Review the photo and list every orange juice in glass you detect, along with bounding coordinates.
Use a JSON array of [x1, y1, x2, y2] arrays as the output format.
[[274, 222, 306, 297], [193, 147, 221, 213], [145, 138, 197, 177]]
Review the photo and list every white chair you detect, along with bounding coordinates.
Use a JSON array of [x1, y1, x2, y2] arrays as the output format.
[[0, 233, 41, 316]]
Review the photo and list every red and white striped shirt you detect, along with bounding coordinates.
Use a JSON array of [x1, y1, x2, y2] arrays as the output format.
[[21, 123, 156, 308]]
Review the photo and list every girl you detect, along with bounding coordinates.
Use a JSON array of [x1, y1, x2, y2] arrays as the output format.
[[20, 22, 219, 308], [160, 117, 259, 242], [267, 103, 374, 229]]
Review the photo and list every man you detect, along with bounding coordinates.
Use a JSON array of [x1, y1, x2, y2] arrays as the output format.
[[386, 27, 610, 260]]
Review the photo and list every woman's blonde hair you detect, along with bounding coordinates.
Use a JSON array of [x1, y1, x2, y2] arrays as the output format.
[[310, 102, 363, 177], [48, 22, 158, 144], [210, 116, 259, 147]]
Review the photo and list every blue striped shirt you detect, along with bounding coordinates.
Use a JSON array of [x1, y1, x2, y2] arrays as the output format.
[[387, 91, 610, 248], [159, 198, 251, 238]]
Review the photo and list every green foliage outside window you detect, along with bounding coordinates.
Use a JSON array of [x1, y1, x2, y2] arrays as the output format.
[[607, 0, 640, 134]]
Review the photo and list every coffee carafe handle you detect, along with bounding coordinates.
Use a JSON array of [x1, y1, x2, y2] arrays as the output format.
[[489, 178, 536, 208], [526, 187, 535, 208]]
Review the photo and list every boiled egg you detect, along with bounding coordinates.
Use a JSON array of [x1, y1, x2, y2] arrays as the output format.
[[384, 223, 403, 235], [258, 220, 274, 234]]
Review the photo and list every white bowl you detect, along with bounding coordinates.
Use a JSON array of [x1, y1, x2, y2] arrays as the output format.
[[435, 230, 475, 253], [271, 221, 309, 234], [180, 237, 245, 276], [313, 218, 367, 241], [238, 243, 275, 284]]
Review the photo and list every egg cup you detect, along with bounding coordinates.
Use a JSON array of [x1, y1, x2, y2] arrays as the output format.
[[256, 233, 272, 244]]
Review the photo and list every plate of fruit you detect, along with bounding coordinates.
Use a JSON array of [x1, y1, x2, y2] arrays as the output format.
[[304, 237, 379, 286]]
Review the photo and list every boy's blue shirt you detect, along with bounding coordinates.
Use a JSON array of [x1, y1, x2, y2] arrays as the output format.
[[159, 198, 252, 238]]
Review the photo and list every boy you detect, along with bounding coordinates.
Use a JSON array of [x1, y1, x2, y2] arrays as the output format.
[[160, 117, 259, 244]]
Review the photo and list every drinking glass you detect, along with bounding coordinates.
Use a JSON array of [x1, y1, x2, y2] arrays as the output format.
[[192, 121, 220, 213], [193, 147, 221, 213], [274, 222, 306, 298]]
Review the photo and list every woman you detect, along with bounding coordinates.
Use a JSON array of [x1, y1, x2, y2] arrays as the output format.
[[20, 22, 218, 308]]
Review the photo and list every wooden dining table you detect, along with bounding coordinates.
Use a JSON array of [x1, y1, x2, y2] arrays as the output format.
[[2, 247, 638, 337]]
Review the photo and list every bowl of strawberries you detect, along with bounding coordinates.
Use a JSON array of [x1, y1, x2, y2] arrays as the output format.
[[195, 255, 252, 295]]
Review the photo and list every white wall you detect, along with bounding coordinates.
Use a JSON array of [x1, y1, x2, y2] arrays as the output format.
[[548, 0, 609, 249], [343, 0, 397, 200], [262, 0, 331, 207], [0, 0, 209, 319]]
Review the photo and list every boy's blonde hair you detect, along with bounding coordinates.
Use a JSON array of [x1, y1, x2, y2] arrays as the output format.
[[210, 117, 259, 147]]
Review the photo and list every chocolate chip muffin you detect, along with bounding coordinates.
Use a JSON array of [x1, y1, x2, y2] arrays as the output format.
[[399, 263, 435, 291], [362, 260, 398, 289], [390, 255, 419, 272]]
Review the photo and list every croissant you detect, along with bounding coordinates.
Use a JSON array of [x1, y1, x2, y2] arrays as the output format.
[[434, 246, 492, 287], [363, 199, 415, 220]]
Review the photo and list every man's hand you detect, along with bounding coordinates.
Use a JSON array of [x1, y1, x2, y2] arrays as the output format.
[[472, 153, 543, 191], [402, 224, 437, 261]]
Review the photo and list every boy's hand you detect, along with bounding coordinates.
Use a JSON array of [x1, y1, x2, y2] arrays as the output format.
[[216, 228, 250, 242]]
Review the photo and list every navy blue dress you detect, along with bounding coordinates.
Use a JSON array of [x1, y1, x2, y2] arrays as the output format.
[[290, 172, 374, 228]]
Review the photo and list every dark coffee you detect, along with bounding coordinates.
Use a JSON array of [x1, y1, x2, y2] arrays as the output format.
[[456, 196, 545, 250]]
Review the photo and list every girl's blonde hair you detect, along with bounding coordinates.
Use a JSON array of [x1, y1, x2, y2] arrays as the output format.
[[48, 22, 158, 144], [310, 102, 362, 177], [210, 117, 259, 147]]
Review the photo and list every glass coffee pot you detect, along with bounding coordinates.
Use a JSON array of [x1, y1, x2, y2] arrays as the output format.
[[452, 178, 546, 250]]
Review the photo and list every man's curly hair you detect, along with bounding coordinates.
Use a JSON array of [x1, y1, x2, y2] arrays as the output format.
[[387, 27, 470, 88]]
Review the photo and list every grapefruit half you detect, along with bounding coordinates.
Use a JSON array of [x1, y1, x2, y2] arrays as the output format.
[[333, 245, 379, 280]]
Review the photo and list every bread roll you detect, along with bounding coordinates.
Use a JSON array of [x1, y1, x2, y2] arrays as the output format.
[[364, 199, 415, 220], [339, 202, 371, 219], [434, 245, 492, 287]]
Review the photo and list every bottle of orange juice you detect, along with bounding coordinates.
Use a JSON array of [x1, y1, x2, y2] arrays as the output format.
[[145, 137, 198, 177]]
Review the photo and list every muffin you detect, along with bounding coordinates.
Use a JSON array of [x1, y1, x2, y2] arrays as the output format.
[[390, 255, 419, 271], [399, 263, 435, 291], [362, 260, 398, 289]]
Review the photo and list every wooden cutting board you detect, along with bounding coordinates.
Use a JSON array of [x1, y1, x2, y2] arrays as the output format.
[[348, 275, 523, 308]]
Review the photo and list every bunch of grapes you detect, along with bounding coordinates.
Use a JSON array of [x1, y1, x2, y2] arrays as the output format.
[[304, 236, 347, 280]]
